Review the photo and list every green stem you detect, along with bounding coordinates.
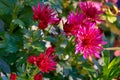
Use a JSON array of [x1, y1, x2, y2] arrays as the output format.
[[42, 25, 52, 39], [26, 63, 30, 76], [70, 36, 75, 42], [48, 25, 52, 32], [104, 47, 120, 50], [32, 67, 39, 76], [9, 1, 19, 33]]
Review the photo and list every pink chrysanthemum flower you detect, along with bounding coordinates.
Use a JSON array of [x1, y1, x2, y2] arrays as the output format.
[[63, 12, 86, 36], [79, 1, 103, 22], [32, 3, 60, 29], [75, 23, 106, 59], [36, 47, 56, 73]]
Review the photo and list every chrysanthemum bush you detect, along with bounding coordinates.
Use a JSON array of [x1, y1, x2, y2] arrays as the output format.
[[0, 0, 120, 80]]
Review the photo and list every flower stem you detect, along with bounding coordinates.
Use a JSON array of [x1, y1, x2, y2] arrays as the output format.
[[9, 1, 19, 33], [104, 47, 120, 50], [32, 67, 39, 76], [42, 25, 52, 39]]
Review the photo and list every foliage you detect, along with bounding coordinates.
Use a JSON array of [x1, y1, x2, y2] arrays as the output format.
[[0, 0, 120, 80]]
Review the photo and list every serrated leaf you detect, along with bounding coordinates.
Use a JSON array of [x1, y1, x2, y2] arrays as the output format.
[[5, 43, 18, 53], [64, 41, 75, 54], [32, 41, 45, 52], [0, 58, 11, 73], [12, 19, 25, 29], [32, 45, 44, 52], [0, 0, 16, 15], [19, 6, 33, 27], [56, 47, 64, 56], [27, 0, 47, 6], [0, 1, 11, 15], [4, 33, 19, 53], [45, 36, 58, 43]]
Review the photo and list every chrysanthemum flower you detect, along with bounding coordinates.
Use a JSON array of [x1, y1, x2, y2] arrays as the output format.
[[27, 47, 56, 73], [36, 53, 56, 73], [79, 1, 103, 22], [27, 55, 37, 65], [36, 47, 56, 73], [45, 46, 55, 56], [32, 3, 60, 29], [10, 73, 17, 80], [34, 73, 43, 80], [75, 23, 106, 59], [63, 12, 86, 36]]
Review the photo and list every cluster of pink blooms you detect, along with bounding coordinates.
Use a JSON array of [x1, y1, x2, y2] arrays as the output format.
[[27, 46, 56, 80], [64, 1, 107, 59], [32, 3, 60, 29]]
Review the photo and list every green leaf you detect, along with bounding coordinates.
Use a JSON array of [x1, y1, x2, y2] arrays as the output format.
[[32, 41, 45, 52], [108, 57, 120, 69], [0, 19, 4, 32], [92, 58, 102, 71], [5, 43, 18, 53], [27, 0, 43, 6], [31, 45, 44, 52], [0, 0, 12, 15], [117, 17, 120, 29], [19, 6, 33, 28], [4, 33, 19, 53], [45, 36, 58, 43], [102, 50, 110, 66], [0, 58, 11, 73], [56, 47, 65, 56], [12, 19, 25, 29], [83, 67, 95, 72], [0, 0, 17, 15], [64, 40, 75, 55]]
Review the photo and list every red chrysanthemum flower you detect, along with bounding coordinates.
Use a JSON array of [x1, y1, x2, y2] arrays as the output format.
[[10, 73, 17, 80], [35, 47, 56, 73], [32, 3, 60, 29], [34, 73, 43, 80], [27, 47, 56, 73], [36, 53, 56, 73], [45, 46, 55, 56], [27, 55, 37, 65], [75, 23, 106, 59], [79, 1, 103, 22]]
